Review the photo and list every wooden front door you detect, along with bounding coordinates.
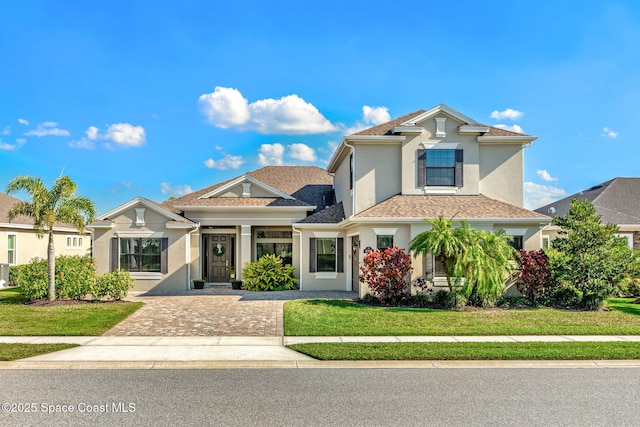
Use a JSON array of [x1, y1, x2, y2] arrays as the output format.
[[206, 234, 231, 282]]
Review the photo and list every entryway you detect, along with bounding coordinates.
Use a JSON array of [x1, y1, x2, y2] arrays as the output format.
[[203, 234, 235, 282]]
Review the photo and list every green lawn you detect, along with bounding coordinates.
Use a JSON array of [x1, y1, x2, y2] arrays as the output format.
[[0, 287, 143, 336], [284, 298, 640, 336], [0, 343, 79, 361], [288, 342, 640, 361]]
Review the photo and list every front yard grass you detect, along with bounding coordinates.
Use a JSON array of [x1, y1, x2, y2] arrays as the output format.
[[0, 287, 143, 336], [0, 343, 79, 361], [284, 298, 640, 336], [287, 341, 640, 360]]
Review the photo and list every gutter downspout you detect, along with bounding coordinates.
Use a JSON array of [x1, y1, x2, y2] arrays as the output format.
[[343, 138, 356, 217], [291, 223, 303, 291], [186, 223, 201, 290]]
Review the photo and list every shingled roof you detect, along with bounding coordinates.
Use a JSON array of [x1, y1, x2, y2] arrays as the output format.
[[355, 194, 550, 220], [0, 191, 84, 230], [164, 166, 334, 211], [297, 202, 345, 224], [535, 178, 640, 224], [352, 109, 528, 137]]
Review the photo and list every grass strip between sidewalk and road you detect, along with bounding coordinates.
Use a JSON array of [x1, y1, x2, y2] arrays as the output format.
[[284, 298, 640, 336], [0, 287, 143, 336], [0, 343, 79, 361], [287, 342, 640, 361]]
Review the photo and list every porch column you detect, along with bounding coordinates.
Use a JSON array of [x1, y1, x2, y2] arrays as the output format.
[[239, 225, 252, 281]]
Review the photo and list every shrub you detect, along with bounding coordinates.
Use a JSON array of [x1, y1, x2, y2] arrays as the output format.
[[515, 250, 551, 304], [55, 256, 97, 300], [444, 291, 468, 309], [618, 277, 640, 297], [432, 289, 449, 305], [15, 259, 49, 300], [93, 269, 135, 300], [8, 265, 22, 286], [242, 254, 297, 291], [410, 292, 433, 308], [360, 246, 413, 306]]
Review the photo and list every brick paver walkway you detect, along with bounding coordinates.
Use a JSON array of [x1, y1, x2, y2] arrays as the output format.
[[103, 288, 357, 337]]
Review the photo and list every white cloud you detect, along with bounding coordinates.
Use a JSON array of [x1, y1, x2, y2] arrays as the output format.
[[494, 123, 524, 134], [68, 138, 96, 150], [536, 169, 557, 182], [490, 108, 524, 121], [602, 127, 618, 139], [84, 123, 146, 147], [345, 105, 391, 134], [24, 121, 70, 137], [288, 143, 317, 162], [18, 118, 29, 125], [198, 87, 336, 135], [524, 182, 567, 209], [258, 143, 285, 166], [198, 87, 250, 129], [2, 126, 10, 135], [0, 138, 26, 151], [204, 154, 245, 170], [160, 182, 193, 196]]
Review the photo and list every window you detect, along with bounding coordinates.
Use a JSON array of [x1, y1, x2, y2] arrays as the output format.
[[418, 149, 463, 188], [309, 237, 344, 273], [542, 236, 550, 249], [376, 235, 394, 250], [66, 236, 83, 249], [119, 238, 162, 272], [509, 236, 524, 251], [256, 230, 292, 239], [257, 243, 293, 265], [7, 234, 16, 265]]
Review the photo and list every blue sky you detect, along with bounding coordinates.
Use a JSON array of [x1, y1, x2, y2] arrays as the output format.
[[2, 1, 640, 213]]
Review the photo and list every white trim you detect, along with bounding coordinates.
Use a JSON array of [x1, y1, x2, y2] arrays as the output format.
[[165, 223, 198, 229], [197, 175, 294, 200], [421, 142, 460, 150], [435, 117, 447, 138], [312, 231, 340, 238], [65, 235, 84, 250], [458, 125, 490, 134], [7, 233, 16, 266], [503, 228, 528, 236], [372, 227, 398, 236], [0, 222, 85, 233], [96, 197, 191, 224], [130, 272, 163, 280], [116, 231, 165, 238], [477, 136, 537, 144], [314, 272, 338, 280], [402, 104, 484, 127], [135, 208, 146, 226], [617, 233, 634, 249], [391, 126, 423, 134], [423, 187, 458, 195]]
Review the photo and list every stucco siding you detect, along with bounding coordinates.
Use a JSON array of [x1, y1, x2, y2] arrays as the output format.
[[0, 228, 91, 265], [479, 144, 524, 207], [353, 144, 401, 214], [333, 151, 353, 217]]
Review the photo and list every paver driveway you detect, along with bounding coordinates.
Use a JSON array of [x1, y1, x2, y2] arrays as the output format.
[[104, 288, 357, 337]]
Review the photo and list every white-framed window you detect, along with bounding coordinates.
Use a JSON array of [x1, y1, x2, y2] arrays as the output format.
[[7, 234, 16, 265], [309, 235, 344, 275], [66, 236, 84, 249], [119, 238, 162, 272], [617, 233, 634, 249], [542, 236, 550, 249], [418, 147, 463, 189], [255, 228, 293, 265], [376, 235, 394, 250]]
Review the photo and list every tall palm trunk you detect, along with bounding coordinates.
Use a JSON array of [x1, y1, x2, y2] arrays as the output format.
[[48, 232, 56, 301]]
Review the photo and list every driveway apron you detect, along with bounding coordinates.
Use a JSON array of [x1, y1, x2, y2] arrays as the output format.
[[103, 289, 357, 337]]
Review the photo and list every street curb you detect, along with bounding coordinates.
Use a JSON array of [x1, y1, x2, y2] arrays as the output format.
[[2, 359, 640, 370]]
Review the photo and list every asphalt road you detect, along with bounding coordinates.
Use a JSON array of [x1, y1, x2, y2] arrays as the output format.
[[1, 368, 639, 426]]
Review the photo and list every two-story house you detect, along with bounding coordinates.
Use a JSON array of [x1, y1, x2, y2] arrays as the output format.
[[90, 104, 549, 295]]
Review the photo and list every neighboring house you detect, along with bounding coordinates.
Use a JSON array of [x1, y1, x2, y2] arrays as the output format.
[[535, 177, 640, 250], [0, 191, 92, 273], [91, 104, 550, 295]]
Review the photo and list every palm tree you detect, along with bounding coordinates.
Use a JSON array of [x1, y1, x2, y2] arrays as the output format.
[[7, 175, 96, 301], [409, 216, 516, 306]]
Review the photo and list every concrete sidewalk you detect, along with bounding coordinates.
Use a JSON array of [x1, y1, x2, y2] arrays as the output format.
[[2, 335, 640, 369]]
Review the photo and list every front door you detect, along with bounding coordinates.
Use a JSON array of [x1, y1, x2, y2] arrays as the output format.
[[351, 236, 360, 293], [206, 234, 232, 282]]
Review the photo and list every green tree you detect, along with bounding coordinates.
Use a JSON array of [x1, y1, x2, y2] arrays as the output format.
[[7, 176, 96, 301], [550, 199, 637, 309], [409, 216, 516, 307]]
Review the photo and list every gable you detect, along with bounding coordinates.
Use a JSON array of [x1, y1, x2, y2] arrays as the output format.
[[197, 175, 294, 200]]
